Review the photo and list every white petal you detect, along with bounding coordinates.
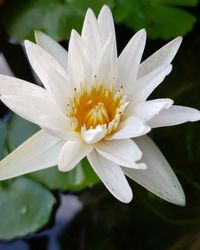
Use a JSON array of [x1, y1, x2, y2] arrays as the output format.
[[81, 8, 102, 62], [149, 105, 200, 128], [68, 29, 91, 87], [58, 140, 93, 171], [95, 33, 116, 84], [35, 31, 68, 72], [133, 64, 172, 102], [123, 136, 185, 206], [81, 125, 107, 144], [0, 74, 47, 98], [0, 130, 64, 180], [97, 5, 117, 59], [87, 150, 133, 203], [138, 37, 182, 78], [95, 139, 146, 169], [47, 67, 72, 112], [127, 98, 173, 121], [24, 40, 67, 92], [117, 29, 146, 89], [108, 116, 150, 140], [1, 94, 58, 123]]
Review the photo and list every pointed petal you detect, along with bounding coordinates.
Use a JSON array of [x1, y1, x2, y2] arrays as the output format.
[[81, 125, 107, 144], [58, 140, 93, 171], [95, 33, 116, 84], [95, 139, 146, 169], [117, 29, 146, 89], [97, 5, 117, 58], [0, 130, 64, 181], [35, 31, 68, 72], [108, 116, 150, 140], [0, 74, 47, 98], [149, 105, 200, 128], [138, 37, 182, 78], [81, 8, 102, 62], [68, 29, 91, 87], [133, 64, 172, 102], [88, 150, 133, 203], [24, 40, 67, 92], [123, 136, 185, 206], [127, 98, 173, 121]]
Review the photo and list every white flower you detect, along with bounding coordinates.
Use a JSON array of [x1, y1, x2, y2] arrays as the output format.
[[0, 6, 200, 205]]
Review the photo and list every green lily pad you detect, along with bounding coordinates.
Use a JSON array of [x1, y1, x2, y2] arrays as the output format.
[[0, 177, 56, 240], [0, 0, 114, 42], [114, 0, 198, 40]]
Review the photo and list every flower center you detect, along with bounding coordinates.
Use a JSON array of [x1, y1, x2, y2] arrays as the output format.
[[67, 83, 128, 136]]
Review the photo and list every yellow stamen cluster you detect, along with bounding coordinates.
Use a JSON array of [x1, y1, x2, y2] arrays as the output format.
[[67, 83, 128, 136]]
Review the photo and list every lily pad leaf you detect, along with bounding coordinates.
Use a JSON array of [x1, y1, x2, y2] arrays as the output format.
[[0, 121, 7, 158], [0, 177, 56, 240], [114, 0, 198, 40], [0, 0, 114, 42]]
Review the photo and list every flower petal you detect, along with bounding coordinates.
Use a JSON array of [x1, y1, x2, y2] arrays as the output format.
[[0, 130, 64, 181], [95, 33, 116, 84], [47, 67, 72, 112], [117, 29, 146, 89], [95, 139, 146, 169], [68, 29, 91, 87], [81, 8, 102, 62], [0, 74, 47, 98], [58, 140, 93, 171], [108, 116, 150, 140], [24, 40, 67, 91], [133, 64, 172, 102], [149, 105, 200, 128], [123, 136, 185, 206], [87, 150, 133, 203], [138, 37, 182, 78], [97, 5, 117, 59], [81, 125, 107, 144], [126, 98, 174, 121], [35, 31, 68, 72]]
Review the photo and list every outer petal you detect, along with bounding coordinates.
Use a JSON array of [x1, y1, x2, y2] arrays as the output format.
[[117, 29, 146, 89], [95, 139, 146, 169], [81, 8, 102, 62], [126, 98, 173, 121], [123, 135, 185, 206], [138, 37, 182, 78], [97, 5, 117, 59], [149, 105, 200, 128], [87, 150, 133, 203], [0, 130, 64, 180], [0, 74, 47, 98], [24, 40, 67, 91], [58, 141, 93, 171], [133, 64, 172, 103], [108, 116, 150, 140], [35, 31, 68, 72]]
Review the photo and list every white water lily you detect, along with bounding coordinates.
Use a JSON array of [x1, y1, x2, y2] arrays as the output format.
[[0, 6, 200, 205]]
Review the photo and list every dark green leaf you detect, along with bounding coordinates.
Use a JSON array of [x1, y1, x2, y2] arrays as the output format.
[[0, 177, 56, 240], [114, 0, 197, 40], [0, 0, 114, 42]]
